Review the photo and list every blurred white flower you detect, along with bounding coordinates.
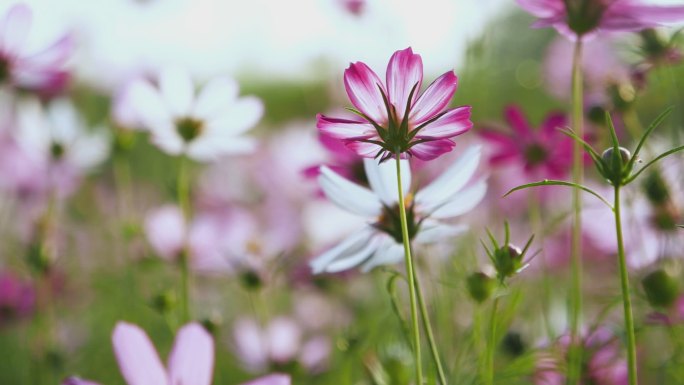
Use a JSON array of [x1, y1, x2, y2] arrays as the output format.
[[310, 146, 487, 273], [119, 67, 262, 161]]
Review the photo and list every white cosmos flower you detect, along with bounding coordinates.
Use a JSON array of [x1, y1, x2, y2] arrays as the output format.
[[121, 67, 263, 161], [310, 146, 486, 274], [16, 97, 110, 171]]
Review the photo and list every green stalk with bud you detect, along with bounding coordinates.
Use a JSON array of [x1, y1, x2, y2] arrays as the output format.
[[506, 108, 684, 385]]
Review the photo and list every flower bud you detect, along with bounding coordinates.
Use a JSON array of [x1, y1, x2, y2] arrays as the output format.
[[642, 269, 679, 308], [600, 146, 632, 184], [502, 331, 526, 357], [642, 170, 671, 205], [493, 244, 523, 280], [150, 290, 177, 315], [240, 269, 263, 291], [201, 313, 223, 336], [467, 272, 496, 303]]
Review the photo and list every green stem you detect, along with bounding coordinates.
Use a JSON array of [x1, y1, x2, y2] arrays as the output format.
[[613, 186, 638, 385], [394, 153, 423, 385], [414, 272, 448, 384], [485, 296, 500, 385], [567, 37, 584, 385], [177, 155, 192, 323]]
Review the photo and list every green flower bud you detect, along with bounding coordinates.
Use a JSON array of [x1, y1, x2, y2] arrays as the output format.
[[466, 272, 496, 303], [502, 331, 526, 357], [201, 313, 223, 336], [150, 290, 177, 315], [600, 146, 632, 185], [493, 244, 523, 281], [240, 269, 263, 291], [642, 269, 679, 308]]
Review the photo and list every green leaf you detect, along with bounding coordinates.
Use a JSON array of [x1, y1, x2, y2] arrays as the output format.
[[625, 145, 684, 184], [504, 180, 613, 210], [627, 107, 673, 171]]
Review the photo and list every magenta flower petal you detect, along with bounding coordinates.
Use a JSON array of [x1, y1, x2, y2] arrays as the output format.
[[0, 4, 32, 54], [343, 62, 387, 123], [409, 139, 455, 161], [62, 377, 102, 385], [515, 0, 563, 17], [386, 47, 423, 116], [540, 112, 567, 139], [415, 106, 472, 139], [112, 322, 167, 385], [316, 114, 375, 140], [240, 374, 291, 385], [503, 105, 533, 137], [604, 4, 684, 31], [168, 323, 215, 385], [410, 71, 458, 124]]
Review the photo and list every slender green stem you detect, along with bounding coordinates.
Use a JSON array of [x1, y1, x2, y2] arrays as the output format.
[[394, 153, 423, 385], [567, 38, 584, 385], [177, 155, 192, 323], [414, 272, 448, 384], [485, 296, 500, 385], [613, 186, 638, 385]]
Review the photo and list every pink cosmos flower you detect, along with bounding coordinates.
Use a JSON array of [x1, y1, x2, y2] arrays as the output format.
[[318, 47, 472, 161], [0, 3, 73, 95], [62, 321, 290, 385], [0, 271, 35, 324], [120, 67, 263, 161], [517, 0, 684, 39], [480, 105, 571, 179], [339, 0, 366, 16]]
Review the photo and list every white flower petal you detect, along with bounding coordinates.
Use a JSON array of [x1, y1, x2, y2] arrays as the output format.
[[68, 127, 110, 170], [192, 76, 239, 120], [319, 166, 382, 217], [159, 67, 194, 117], [127, 80, 173, 131], [186, 136, 256, 161], [415, 146, 481, 211], [414, 221, 468, 244], [360, 238, 404, 272], [364, 158, 410, 205], [310, 229, 375, 274], [47, 99, 83, 143], [204, 96, 263, 136], [430, 179, 487, 219]]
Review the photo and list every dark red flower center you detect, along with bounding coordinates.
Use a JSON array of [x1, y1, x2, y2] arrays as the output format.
[[373, 195, 421, 243], [523, 143, 548, 166], [564, 0, 608, 36]]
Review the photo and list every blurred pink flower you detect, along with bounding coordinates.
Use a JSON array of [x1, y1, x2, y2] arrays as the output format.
[[119, 67, 262, 161], [535, 328, 628, 385], [233, 316, 331, 374], [144, 204, 186, 261], [318, 47, 472, 161], [517, 0, 684, 39], [0, 271, 35, 324], [0, 3, 74, 95], [480, 105, 571, 179], [339, 0, 365, 16], [310, 146, 485, 273], [63, 321, 290, 385], [302, 132, 366, 196], [544, 37, 630, 105]]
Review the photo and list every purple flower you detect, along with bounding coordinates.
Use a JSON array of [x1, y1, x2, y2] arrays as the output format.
[[0, 3, 73, 95], [0, 271, 35, 324], [318, 47, 472, 161], [480, 105, 571, 179], [517, 0, 684, 39]]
